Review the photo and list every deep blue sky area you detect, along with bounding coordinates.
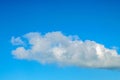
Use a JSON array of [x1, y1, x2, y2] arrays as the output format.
[[0, 0, 120, 80]]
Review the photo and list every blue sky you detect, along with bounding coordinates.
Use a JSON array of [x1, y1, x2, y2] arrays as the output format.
[[0, 0, 120, 80]]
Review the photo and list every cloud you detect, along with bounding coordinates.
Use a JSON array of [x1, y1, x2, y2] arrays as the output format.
[[11, 31, 120, 69], [11, 37, 24, 45]]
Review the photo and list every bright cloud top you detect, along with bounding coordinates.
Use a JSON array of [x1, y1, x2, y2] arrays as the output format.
[[11, 31, 120, 69]]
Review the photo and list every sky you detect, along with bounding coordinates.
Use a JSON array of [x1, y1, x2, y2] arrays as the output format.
[[0, 0, 120, 80]]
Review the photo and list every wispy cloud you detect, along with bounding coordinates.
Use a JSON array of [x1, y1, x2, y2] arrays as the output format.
[[11, 37, 24, 45], [11, 31, 120, 69]]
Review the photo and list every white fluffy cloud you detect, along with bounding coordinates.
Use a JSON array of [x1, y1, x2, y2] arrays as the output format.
[[11, 31, 120, 69]]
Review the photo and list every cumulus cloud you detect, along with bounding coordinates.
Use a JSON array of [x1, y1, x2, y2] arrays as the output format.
[[11, 31, 120, 69]]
